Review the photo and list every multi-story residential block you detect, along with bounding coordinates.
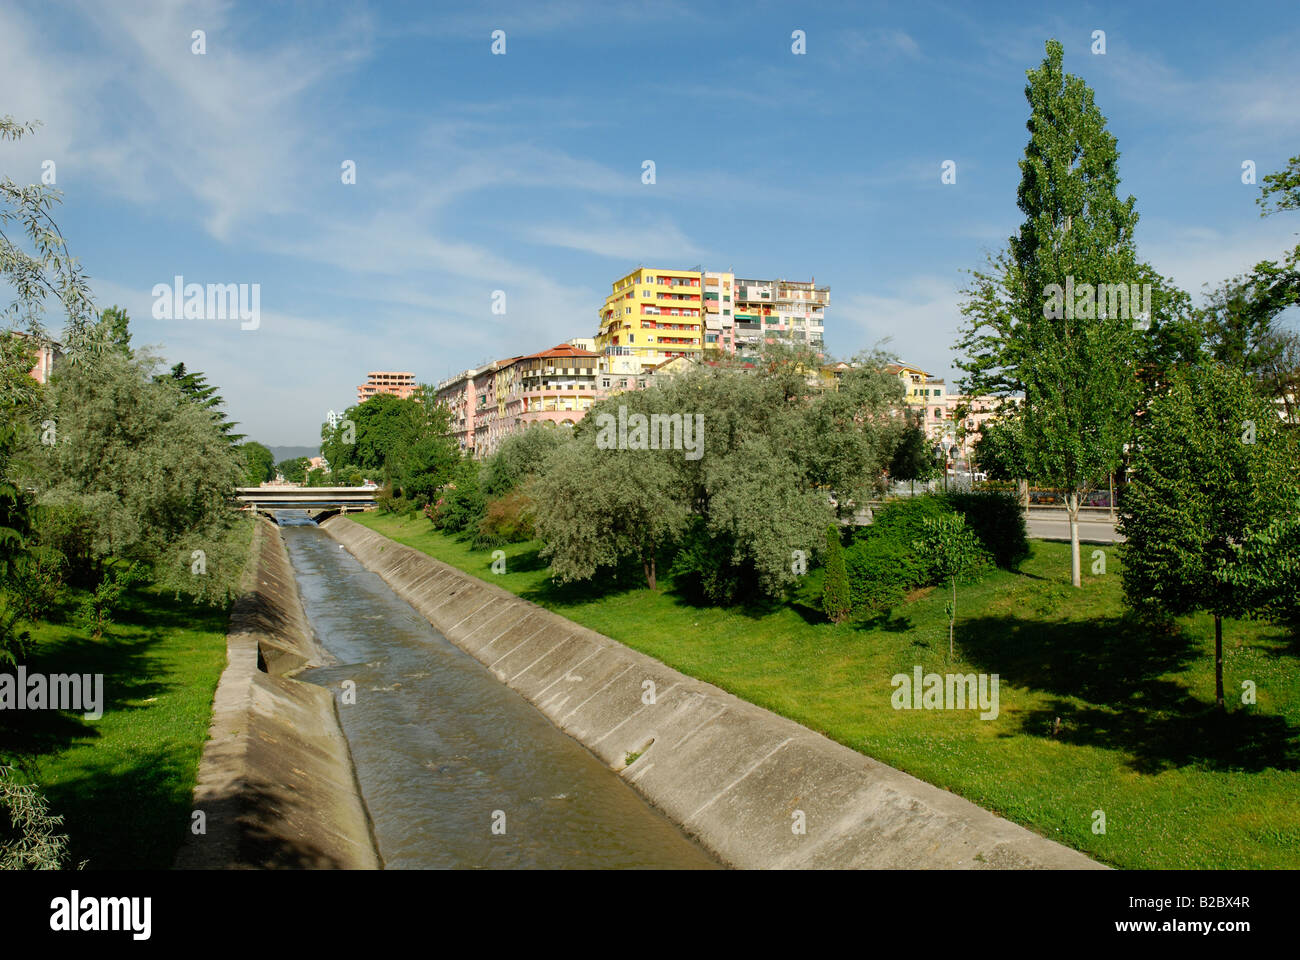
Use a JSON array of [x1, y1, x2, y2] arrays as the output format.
[[702, 271, 735, 354], [733, 277, 829, 358], [596, 268, 703, 373], [435, 367, 485, 451], [357, 370, 418, 404], [509, 342, 602, 434], [435, 344, 606, 457]]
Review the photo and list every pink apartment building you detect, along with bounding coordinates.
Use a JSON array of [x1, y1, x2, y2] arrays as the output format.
[[356, 371, 418, 404], [435, 343, 606, 457]]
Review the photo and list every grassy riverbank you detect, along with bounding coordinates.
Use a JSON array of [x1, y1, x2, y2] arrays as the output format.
[[354, 510, 1300, 869], [2, 581, 238, 869]]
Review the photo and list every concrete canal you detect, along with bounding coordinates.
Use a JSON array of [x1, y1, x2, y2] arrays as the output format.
[[275, 512, 719, 869]]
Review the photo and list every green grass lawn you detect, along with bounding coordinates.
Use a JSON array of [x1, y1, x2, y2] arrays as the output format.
[[356, 511, 1300, 869], [2, 584, 233, 869]]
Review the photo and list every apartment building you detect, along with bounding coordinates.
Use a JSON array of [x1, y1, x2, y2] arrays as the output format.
[[356, 370, 418, 404], [510, 342, 602, 434], [733, 277, 829, 358], [702, 271, 735, 354], [596, 267, 704, 373], [435, 367, 482, 451], [435, 344, 606, 457]]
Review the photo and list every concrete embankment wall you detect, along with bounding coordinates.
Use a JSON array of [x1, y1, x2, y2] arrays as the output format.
[[323, 516, 1103, 870], [176, 518, 380, 869]]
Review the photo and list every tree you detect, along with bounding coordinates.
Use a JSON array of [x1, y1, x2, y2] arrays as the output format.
[[1119, 363, 1296, 711], [971, 410, 1027, 482], [18, 348, 247, 605], [431, 457, 487, 534], [97, 305, 131, 355], [821, 526, 852, 624], [532, 435, 688, 591], [648, 360, 839, 600], [1, 117, 97, 355], [238, 442, 275, 485], [276, 457, 310, 484], [1216, 500, 1300, 636], [529, 353, 902, 601], [802, 349, 907, 514], [481, 427, 569, 499], [1259, 153, 1300, 216], [156, 362, 244, 445], [954, 40, 1147, 587], [889, 416, 936, 494], [348, 393, 424, 477], [0, 766, 75, 869], [392, 404, 460, 505], [914, 513, 988, 659]]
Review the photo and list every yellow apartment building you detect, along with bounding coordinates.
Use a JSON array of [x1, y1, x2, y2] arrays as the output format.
[[596, 267, 703, 373]]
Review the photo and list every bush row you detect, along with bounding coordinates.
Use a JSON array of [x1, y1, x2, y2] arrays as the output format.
[[843, 492, 1026, 614]]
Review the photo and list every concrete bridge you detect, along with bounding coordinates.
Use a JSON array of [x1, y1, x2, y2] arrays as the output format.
[[234, 486, 378, 511]]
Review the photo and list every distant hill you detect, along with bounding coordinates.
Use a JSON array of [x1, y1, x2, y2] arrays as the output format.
[[266, 445, 319, 464]]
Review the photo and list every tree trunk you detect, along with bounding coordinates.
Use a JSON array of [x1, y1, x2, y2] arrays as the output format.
[[1067, 492, 1081, 587], [1214, 615, 1225, 712], [644, 556, 657, 591], [949, 577, 956, 660]]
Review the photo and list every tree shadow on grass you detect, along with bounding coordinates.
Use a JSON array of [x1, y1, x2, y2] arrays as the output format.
[[853, 609, 915, 633], [1, 628, 175, 760], [956, 613, 1299, 774], [516, 554, 648, 608]]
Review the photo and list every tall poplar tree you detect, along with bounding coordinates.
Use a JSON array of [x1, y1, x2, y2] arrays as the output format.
[[955, 39, 1148, 586]]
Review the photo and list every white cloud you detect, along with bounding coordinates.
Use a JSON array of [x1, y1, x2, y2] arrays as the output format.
[[829, 276, 964, 379]]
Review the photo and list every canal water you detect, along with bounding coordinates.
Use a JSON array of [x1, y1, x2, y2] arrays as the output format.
[[276, 512, 719, 869]]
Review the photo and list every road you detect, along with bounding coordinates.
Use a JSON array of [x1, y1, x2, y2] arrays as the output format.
[[1026, 513, 1123, 544]]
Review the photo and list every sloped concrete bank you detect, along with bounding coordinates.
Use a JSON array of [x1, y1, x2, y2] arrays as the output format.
[[175, 518, 380, 869], [323, 516, 1104, 870]]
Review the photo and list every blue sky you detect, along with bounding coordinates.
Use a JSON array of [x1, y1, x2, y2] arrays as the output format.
[[3, 0, 1298, 445]]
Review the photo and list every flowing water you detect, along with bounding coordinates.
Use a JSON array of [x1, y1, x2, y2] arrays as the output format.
[[276, 511, 719, 869]]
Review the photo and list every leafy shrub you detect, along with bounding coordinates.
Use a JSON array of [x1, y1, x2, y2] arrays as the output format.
[[668, 518, 755, 605], [32, 504, 98, 587], [473, 489, 536, 548], [821, 526, 852, 623], [943, 491, 1028, 568], [375, 485, 419, 517], [841, 496, 960, 614], [843, 535, 913, 612], [76, 562, 144, 639], [431, 460, 486, 535], [7, 547, 66, 622]]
